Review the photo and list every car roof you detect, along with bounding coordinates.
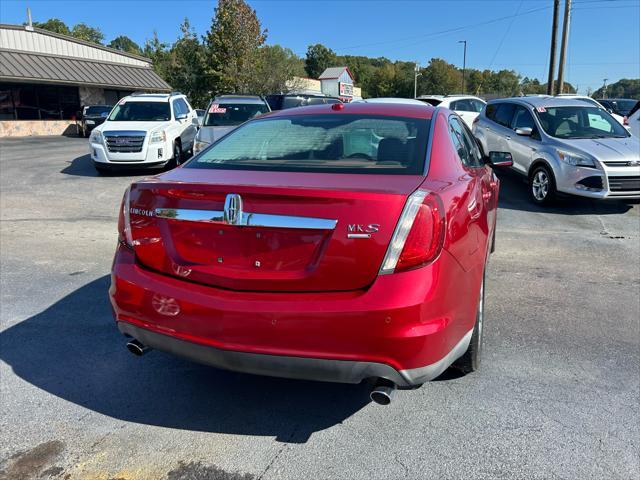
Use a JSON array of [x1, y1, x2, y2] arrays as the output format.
[[265, 101, 434, 119], [122, 93, 184, 103], [490, 96, 603, 109], [596, 98, 635, 101], [212, 95, 266, 104], [356, 97, 428, 106]]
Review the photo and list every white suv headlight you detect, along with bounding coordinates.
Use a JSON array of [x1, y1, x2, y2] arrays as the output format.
[[557, 149, 595, 167], [89, 129, 102, 143], [150, 130, 166, 143]]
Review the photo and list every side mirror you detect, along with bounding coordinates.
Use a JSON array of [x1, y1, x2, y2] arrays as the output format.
[[177, 112, 188, 121], [515, 127, 533, 136], [486, 151, 513, 168]]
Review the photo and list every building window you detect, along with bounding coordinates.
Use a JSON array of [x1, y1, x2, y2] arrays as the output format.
[[0, 82, 80, 120]]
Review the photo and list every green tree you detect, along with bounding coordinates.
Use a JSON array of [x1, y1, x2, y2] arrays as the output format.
[[205, 0, 267, 94], [71, 23, 104, 44], [166, 19, 209, 107], [108, 35, 142, 55], [592, 79, 640, 99], [143, 32, 171, 80], [305, 44, 337, 78], [253, 45, 306, 95], [420, 58, 462, 95], [32, 18, 70, 35]]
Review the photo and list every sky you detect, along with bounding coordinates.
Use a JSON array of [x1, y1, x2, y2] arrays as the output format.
[[1, 0, 639, 94]]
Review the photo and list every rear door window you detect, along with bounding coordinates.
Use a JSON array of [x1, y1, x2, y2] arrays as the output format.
[[485, 103, 498, 120], [494, 103, 516, 128], [188, 114, 430, 175], [449, 116, 483, 167]]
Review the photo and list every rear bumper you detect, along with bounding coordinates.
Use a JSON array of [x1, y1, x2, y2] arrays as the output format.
[[110, 244, 480, 386], [118, 321, 472, 386]]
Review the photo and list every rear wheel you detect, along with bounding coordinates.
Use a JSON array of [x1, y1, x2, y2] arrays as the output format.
[[529, 164, 556, 205], [453, 273, 485, 374]]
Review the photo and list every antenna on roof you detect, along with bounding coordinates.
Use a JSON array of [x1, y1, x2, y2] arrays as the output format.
[[26, 7, 34, 31]]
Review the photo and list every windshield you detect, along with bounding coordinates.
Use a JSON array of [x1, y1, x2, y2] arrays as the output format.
[[204, 103, 269, 127], [108, 101, 170, 122], [535, 106, 629, 139], [188, 114, 430, 175], [85, 106, 112, 116]]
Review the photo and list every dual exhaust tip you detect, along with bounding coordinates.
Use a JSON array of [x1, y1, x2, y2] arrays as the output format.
[[125, 339, 397, 405]]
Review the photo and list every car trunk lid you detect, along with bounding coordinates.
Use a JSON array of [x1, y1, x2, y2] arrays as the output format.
[[128, 169, 423, 292]]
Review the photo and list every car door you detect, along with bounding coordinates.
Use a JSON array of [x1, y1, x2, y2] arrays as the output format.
[[508, 105, 540, 174], [448, 115, 494, 271], [179, 98, 197, 148], [479, 103, 509, 155]]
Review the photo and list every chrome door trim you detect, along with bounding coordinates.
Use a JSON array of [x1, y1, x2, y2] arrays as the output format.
[[155, 208, 337, 230], [423, 106, 440, 176]]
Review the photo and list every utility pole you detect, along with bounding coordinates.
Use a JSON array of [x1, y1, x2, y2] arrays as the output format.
[[414, 63, 422, 98], [547, 0, 560, 95], [556, 0, 571, 95], [602, 78, 609, 99], [458, 40, 467, 94]]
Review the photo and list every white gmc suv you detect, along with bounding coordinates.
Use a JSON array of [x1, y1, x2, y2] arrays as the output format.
[[89, 92, 198, 173]]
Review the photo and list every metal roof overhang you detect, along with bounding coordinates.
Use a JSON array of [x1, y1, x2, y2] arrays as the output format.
[[0, 49, 171, 92]]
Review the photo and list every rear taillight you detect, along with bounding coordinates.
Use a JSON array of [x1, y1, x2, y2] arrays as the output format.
[[117, 186, 133, 248], [380, 189, 445, 274]]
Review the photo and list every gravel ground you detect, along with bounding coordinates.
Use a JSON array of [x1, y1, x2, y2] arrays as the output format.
[[1, 136, 639, 480]]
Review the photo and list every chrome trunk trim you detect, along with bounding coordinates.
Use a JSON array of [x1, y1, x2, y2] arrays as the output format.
[[155, 208, 337, 230]]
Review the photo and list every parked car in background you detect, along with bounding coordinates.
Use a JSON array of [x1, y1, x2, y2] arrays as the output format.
[[265, 93, 342, 111], [556, 94, 627, 127], [77, 105, 112, 137], [474, 96, 640, 204], [111, 101, 509, 405], [89, 92, 198, 173], [597, 98, 637, 118], [626, 101, 640, 137], [417, 95, 486, 128], [193, 95, 270, 154], [195, 109, 205, 125]]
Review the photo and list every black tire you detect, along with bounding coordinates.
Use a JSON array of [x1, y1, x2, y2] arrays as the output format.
[[453, 273, 485, 374], [169, 141, 182, 169], [529, 164, 556, 205]]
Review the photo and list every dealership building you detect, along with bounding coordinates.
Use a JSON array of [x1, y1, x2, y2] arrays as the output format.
[[290, 67, 362, 102], [0, 23, 170, 137]]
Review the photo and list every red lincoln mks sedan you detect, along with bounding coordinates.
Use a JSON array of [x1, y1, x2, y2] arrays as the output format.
[[110, 101, 509, 404]]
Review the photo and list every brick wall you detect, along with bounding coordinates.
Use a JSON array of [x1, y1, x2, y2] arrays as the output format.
[[0, 120, 79, 137]]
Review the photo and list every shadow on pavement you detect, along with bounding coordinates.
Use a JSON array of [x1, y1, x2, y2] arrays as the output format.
[[495, 170, 635, 215], [61, 154, 166, 178], [0, 276, 372, 443]]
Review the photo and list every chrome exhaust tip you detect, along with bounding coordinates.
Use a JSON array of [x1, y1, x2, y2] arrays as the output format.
[[370, 382, 397, 405], [126, 339, 149, 356]]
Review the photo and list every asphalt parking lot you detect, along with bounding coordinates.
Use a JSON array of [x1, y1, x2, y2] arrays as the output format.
[[1, 136, 639, 480]]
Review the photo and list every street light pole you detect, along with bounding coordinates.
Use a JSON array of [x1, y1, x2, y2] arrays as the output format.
[[602, 78, 608, 99], [414, 63, 422, 98], [458, 40, 467, 94]]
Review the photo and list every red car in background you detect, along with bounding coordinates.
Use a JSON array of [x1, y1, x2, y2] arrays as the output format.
[[109, 101, 509, 405]]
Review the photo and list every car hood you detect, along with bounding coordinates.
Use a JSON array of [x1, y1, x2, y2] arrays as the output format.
[[196, 125, 238, 144], [97, 121, 172, 134], [561, 136, 640, 162]]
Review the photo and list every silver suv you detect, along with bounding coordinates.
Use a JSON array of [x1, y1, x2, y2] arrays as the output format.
[[473, 96, 640, 204], [193, 95, 270, 154]]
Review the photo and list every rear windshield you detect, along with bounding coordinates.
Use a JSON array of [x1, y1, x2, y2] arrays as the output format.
[[188, 114, 430, 175], [204, 103, 269, 126], [535, 106, 629, 139], [108, 101, 170, 122]]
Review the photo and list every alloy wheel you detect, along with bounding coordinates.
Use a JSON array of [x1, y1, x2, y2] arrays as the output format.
[[532, 170, 549, 201]]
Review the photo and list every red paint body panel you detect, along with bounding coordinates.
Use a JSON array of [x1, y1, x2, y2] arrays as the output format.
[[110, 105, 499, 381]]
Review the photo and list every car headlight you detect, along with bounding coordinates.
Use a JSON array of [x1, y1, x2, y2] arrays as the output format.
[[150, 130, 166, 143], [89, 130, 102, 143], [557, 149, 595, 167]]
